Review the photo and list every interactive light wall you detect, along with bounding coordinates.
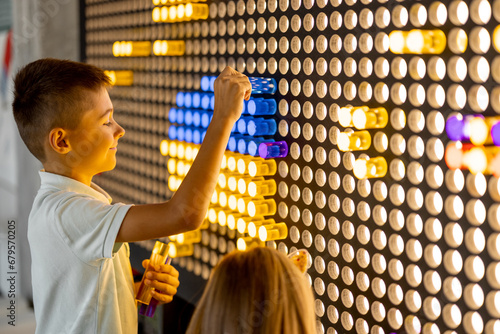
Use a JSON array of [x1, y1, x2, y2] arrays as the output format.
[[85, 0, 500, 332]]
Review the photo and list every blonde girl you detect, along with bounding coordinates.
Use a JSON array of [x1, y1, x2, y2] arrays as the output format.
[[186, 246, 318, 334]]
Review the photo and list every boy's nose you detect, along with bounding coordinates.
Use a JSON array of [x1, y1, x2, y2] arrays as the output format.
[[116, 123, 125, 138]]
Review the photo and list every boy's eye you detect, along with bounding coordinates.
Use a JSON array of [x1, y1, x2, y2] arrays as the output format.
[[104, 121, 112, 126]]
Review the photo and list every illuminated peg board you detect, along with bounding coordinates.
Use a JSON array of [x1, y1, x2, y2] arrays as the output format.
[[83, 0, 500, 333]]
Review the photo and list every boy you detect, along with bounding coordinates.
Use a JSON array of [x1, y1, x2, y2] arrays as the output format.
[[12, 58, 251, 333]]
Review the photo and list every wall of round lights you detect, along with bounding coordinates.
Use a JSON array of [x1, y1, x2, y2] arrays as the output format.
[[85, 0, 500, 333]]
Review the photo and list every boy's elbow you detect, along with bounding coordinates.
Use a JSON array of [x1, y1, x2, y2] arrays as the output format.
[[168, 199, 208, 231], [183, 214, 206, 231]]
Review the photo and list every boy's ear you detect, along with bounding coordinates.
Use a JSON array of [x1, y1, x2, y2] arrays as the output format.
[[48, 128, 71, 154]]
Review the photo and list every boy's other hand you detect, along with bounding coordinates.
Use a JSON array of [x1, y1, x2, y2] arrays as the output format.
[[142, 259, 180, 304], [213, 66, 252, 125]]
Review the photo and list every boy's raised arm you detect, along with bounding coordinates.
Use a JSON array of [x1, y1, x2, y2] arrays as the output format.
[[116, 67, 252, 243]]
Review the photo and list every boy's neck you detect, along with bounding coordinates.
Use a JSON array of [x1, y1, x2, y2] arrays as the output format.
[[43, 162, 93, 186]]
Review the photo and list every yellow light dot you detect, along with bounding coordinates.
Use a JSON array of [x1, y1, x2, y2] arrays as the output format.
[[153, 40, 162, 55], [160, 6, 169, 21], [258, 223, 288, 242], [469, 118, 488, 145], [337, 130, 372, 152], [221, 153, 228, 169], [227, 156, 237, 172], [218, 210, 226, 226], [226, 214, 237, 228], [248, 162, 257, 176], [389, 31, 405, 53], [248, 222, 257, 237], [168, 243, 178, 257], [208, 208, 217, 223], [168, 243, 193, 257], [169, 6, 177, 21], [167, 143, 177, 158], [237, 197, 247, 213], [124, 42, 133, 56], [338, 133, 350, 151], [184, 163, 192, 176], [168, 175, 177, 191], [192, 147, 199, 159], [152, 7, 161, 22], [227, 215, 236, 230], [339, 107, 354, 127], [236, 237, 263, 251], [229, 195, 238, 211], [248, 182, 258, 197], [218, 173, 227, 188], [185, 3, 193, 18], [218, 191, 227, 207], [177, 143, 185, 159], [210, 191, 218, 204], [238, 178, 247, 194], [185, 145, 193, 161], [247, 199, 276, 217], [247, 160, 277, 177], [103, 70, 133, 86], [237, 218, 247, 233], [353, 111, 368, 130], [353, 107, 388, 129], [161, 40, 168, 55], [176, 160, 185, 176], [167, 159, 176, 174], [247, 202, 256, 217], [407, 30, 426, 53], [237, 238, 247, 251], [177, 4, 185, 19], [112, 41, 121, 57], [389, 30, 446, 54], [494, 26, 500, 53], [465, 147, 487, 174], [228, 176, 238, 192], [104, 70, 116, 85], [237, 158, 248, 174], [160, 140, 169, 156], [354, 157, 388, 179]]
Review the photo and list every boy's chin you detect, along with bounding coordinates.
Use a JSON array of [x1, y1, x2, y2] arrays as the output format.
[[98, 161, 117, 174]]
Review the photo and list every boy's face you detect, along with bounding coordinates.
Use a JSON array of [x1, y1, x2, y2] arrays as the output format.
[[64, 87, 125, 178]]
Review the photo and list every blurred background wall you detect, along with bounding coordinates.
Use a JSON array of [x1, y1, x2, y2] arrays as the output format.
[[0, 1, 79, 332]]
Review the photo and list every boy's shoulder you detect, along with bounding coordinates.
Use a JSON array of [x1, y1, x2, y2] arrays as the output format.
[[30, 171, 125, 231], [37, 171, 112, 205], [30, 172, 133, 262]]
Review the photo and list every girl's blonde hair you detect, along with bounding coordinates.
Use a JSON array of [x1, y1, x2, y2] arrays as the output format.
[[186, 246, 318, 334]]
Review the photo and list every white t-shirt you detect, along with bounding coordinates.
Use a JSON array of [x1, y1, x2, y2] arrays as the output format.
[[28, 171, 137, 334]]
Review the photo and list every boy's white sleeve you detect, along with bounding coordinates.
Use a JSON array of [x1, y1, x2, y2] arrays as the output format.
[[52, 194, 133, 264]]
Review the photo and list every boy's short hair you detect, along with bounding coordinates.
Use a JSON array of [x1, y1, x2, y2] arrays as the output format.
[[12, 58, 111, 162]]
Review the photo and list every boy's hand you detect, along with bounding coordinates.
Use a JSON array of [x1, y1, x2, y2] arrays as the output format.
[[213, 66, 252, 125], [142, 259, 180, 304]]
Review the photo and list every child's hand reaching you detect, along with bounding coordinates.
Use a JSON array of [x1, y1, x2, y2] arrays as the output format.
[[141, 259, 180, 304], [213, 66, 252, 125]]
